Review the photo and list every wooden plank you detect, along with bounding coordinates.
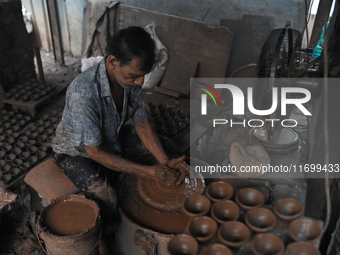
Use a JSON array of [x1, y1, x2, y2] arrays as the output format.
[[46, 0, 64, 65]]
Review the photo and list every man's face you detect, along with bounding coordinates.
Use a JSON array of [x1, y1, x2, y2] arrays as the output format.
[[108, 57, 147, 89]]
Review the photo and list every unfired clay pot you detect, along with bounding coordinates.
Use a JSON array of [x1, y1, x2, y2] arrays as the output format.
[[252, 233, 284, 255], [167, 234, 198, 255], [211, 200, 239, 223], [274, 198, 304, 222], [218, 221, 250, 248], [245, 207, 277, 233], [285, 242, 321, 255], [188, 216, 218, 242], [289, 217, 322, 243], [206, 181, 234, 202], [236, 188, 264, 211], [200, 244, 232, 255], [182, 194, 211, 217]]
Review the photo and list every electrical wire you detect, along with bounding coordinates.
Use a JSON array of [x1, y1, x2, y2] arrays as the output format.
[[322, 17, 331, 234]]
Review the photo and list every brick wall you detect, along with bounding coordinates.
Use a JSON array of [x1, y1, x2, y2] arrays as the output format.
[[0, 0, 36, 91]]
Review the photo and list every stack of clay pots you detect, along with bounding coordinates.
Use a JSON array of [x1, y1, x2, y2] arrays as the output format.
[[0, 109, 61, 186], [147, 102, 191, 138], [3, 78, 55, 102], [168, 181, 322, 255]]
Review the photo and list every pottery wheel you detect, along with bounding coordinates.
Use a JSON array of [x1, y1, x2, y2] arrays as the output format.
[[138, 169, 205, 211]]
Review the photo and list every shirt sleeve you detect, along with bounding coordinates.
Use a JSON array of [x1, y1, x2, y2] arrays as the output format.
[[70, 92, 102, 147], [131, 87, 148, 123]]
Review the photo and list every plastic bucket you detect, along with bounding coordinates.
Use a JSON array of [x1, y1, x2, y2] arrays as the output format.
[[37, 195, 102, 255]]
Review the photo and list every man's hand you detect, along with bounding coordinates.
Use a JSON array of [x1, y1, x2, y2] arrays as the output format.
[[150, 165, 182, 187], [166, 155, 190, 186]]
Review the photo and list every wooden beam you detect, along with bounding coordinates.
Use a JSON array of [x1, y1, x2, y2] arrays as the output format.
[[46, 0, 64, 65]]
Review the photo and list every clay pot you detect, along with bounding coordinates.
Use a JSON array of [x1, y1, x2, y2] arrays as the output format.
[[153, 124, 165, 134], [9, 132, 19, 139], [1, 144, 13, 153], [1, 123, 10, 130], [167, 234, 198, 255], [245, 208, 277, 233], [182, 194, 211, 217], [211, 200, 239, 223], [28, 132, 38, 139], [1, 164, 11, 174], [25, 140, 37, 147], [38, 134, 48, 142], [0, 128, 3, 135], [50, 110, 58, 116], [169, 115, 181, 122], [9, 167, 21, 177], [23, 116, 31, 122], [167, 107, 176, 115], [188, 216, 218, 242], [218, 221, 250, 248], [14, 141, 25, 150], [289, 217, 322, 243], [252, 233, 284, 255], [37, 151, 47, 160], [28, 125, 37, 132], [1, 174, 12, 184], [35, 120, 44, 127], [36, 127, 45, 134], [159, 111, 170, 119], [18, 136, 28, 143], [0, 151, 5, 159], [4, 138, 15, 145], [1, 116, 9, 122], [0, 135, 5, 142], [12, 158, 23, 168], [50, 124, 58, 130], [0, 109, 7, 115], [17, 120, 26, 127], [200, 244, 232, 255], [13, 114, 23, 120], [157, 104, 168, 112], [9, 88, 17, 94], [5, 154, 16, 163], [11, 93, 20, 100], [27, 146, 38, 154], [49, 117, 58, 124], [27, 156, 38, 165], [10, 125, 19, 132], [3, 129, 13, 136], [44, 128, 54, 135], [8, 119, 17, 125], [274, 198, 304, 222], [164, 127, 177, 138], [176, 110, 186, 118], [148, 108, 158, 117], [30, 94, 40, 101], [206, 181, 234, 202], [40, 114, 49, 121], [11, 147, 22, 156], [285, 242, 321, 255], [151, 116, 163, 124], [43, 121, 51, 128], [236, 188, 264, 211], [174, 122, 186, 130], [181, 117, 191, 126], [20, 162, 30, 171], [38, 145, 48, 152], [3, 93, 11, 99], [20, 95, 29, 102], [23, 131, 31, 137], [19, 151, 30, 161], [0, 159, 6, 166], [147, 101, 157, 109], [163, 119, 175, 128]]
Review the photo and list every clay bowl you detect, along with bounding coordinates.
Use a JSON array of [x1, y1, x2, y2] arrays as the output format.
[[147, 101, 157, 109], [17, 120, 26, 127], [10, 125, 20, 132], [1, 144, 13, 153], [153, 124, 165, 134], [5, 154, 16, 163], [49, 117, 58, 124], [151, 116, 163, 124], [40, 114, 49, 121], [206, 181, 234, 202], [188, 216, 218, 242], [0, 151, 5, 159], [4, 138, 15, 145], [164, 127, 177, 138], [174, 122, 186, 130], [218, 221, 250, 248], [285, 242, 321, 255], [20, 162, 30, 171], [9, 132, 19, 139], [27, 146, 38, 154], [0, 128, 3, 135], [245, 207, 277, 233], [20, 95, 29, 102], [0, 135, 5, 142], [37, 151, 47, 160], [3, 93, 11, 99], [11, 147, 22, 156], [8, 119, 17, 125], [1, 164, 11, 174], [176, 110, 187, 118], [211, 200, 239, 223], [236, 188, 264, 211], [13, 141, 25, 150], [167, 234, 198, 255], [289, 217, 322, 243], [157, 104, 168, 112], [38, 145, 48, 152], [25, 140, 37, 147], [23, 116, 31, 122], [30, 94, 40, 101], [0, 109, 7, 115], [28, 132, 38, 139], [19, 151, 30, 161], [167, 107, 176, 115], [12, 158, 23, 167], [181, 117, 191, 126], [1, 123, 10, 130], [27, 156, 38, 165], [169, 115, 181, 123], [23, 131, 31, 137], [27, 125, 37, 132], [182, 194, 211, 217], [3, 129, 13, 136], [252, 233, 285, 255], [9, 167, 21, 177], [11, 93, 20, 100], [0, 159, 6, 166], [18, 136, 28, 143], [44, 128, 54, 135], [36, 127, 45, 134], [35, 120, 44, 127], [1, 116, 9, 122], [1, 174, 12, 184], [159, 111, 170, 120], [163, 119, 175, 128], [274, 198, 304, 222], [200, 244, 232, 255], [148, 108, 158, 117], [38, 134, 48, 142]]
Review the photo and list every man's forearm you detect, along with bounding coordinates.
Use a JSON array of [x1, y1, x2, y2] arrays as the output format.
[[134, 120, 169, 165], [84, 145, 153, 178]]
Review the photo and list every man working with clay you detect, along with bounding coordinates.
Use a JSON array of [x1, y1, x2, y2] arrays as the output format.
[[51, 26, 189, 233]]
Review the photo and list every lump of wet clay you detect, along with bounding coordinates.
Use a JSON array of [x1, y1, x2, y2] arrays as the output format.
[[230, 142, 270, 177]]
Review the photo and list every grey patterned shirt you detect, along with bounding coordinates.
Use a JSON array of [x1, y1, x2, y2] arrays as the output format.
[[51, 57, 148, 158]]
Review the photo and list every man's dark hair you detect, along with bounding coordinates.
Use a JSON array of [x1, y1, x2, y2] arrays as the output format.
[[107, 26, 156, 73]]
